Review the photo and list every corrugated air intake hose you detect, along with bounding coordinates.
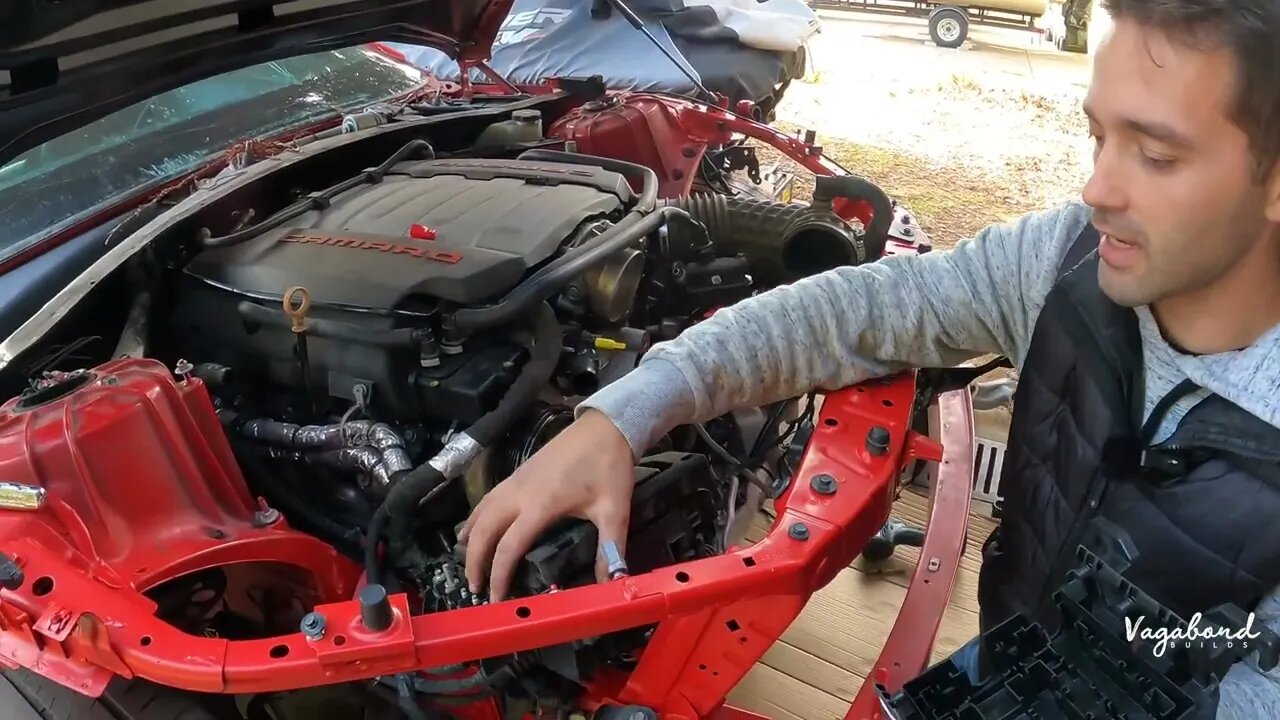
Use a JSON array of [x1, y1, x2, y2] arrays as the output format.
[[657, 174, 894, 287]]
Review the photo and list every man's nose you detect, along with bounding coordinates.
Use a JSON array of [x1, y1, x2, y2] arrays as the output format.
[[1081, 146, 1126, 211]]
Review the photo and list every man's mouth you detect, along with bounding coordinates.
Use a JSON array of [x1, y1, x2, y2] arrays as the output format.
[[1098, 231, 1142, 269], [1101, 233, 1138, 249]]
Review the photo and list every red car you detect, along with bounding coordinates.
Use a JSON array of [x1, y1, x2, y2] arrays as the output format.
[[0, 3, 964, 719]]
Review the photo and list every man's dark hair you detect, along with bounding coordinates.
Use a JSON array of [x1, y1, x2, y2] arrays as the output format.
[[1101, 0, 1279, 181]]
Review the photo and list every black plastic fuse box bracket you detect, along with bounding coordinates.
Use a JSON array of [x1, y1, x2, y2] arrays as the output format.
[[877, 519, 1280, 719]]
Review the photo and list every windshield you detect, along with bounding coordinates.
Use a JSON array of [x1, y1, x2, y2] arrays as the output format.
[[0, 46, 427, 266]]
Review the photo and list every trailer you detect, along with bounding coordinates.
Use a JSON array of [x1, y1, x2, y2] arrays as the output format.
[[807, 0, 1089, 51]]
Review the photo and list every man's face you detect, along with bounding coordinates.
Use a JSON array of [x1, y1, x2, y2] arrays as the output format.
[[1081, 18, 1275, 307]]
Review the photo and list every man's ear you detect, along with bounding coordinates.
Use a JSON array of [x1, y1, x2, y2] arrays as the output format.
[[1266, 159, 1280, 224]]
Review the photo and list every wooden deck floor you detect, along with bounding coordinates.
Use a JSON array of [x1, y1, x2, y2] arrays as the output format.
[[724, 488, 999, 720]]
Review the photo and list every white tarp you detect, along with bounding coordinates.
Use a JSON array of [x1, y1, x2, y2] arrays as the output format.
[[677, 0, 820, 52], [385, 0, 818, 104]]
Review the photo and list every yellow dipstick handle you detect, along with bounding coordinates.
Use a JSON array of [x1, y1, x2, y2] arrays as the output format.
[[283, 286, 312, 333]]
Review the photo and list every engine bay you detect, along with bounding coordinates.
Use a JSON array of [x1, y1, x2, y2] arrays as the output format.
[[0, 88, 926, 719]]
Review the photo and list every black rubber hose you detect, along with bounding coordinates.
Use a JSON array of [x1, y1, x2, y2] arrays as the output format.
[[813, 174, 895, 259], [236, 301, 428, 347], [452, 206, 688, 331], [365, 302, 563, 585], [461, 301, 563, 447], [364, 499, 399, 589], [203, 139, 435, 249], [233, 443, 365, 556], [516, 148, 658, 211]]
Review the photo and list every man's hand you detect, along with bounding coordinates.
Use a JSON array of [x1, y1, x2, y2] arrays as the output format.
[[457, 409, 637, 602]]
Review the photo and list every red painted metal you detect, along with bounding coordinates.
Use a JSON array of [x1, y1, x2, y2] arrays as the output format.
[[0, 79, 956, 717], [844, 389, 976, 720], [547, 92, 919, 257], [667, 99, 876, 231], [459, 0, 520, 63], [549, 94, 711, 198], [0, 356, 971, 717], [0, 359, 358, 695]]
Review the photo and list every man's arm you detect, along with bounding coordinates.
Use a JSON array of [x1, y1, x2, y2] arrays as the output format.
[[578, 201, 1093, 457]]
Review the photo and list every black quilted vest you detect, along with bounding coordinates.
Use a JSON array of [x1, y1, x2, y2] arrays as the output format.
[[976, 225, 1280, 643]]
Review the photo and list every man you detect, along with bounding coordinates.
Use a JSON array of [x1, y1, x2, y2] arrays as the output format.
[[461, 0, 1280, 714]]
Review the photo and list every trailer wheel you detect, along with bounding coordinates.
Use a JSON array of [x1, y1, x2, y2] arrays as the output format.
[[0, 669, 226, 720], [928, 7, 969, 49]]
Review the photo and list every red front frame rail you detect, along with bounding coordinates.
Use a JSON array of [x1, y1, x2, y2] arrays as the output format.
[[0, 373, 973, 719]]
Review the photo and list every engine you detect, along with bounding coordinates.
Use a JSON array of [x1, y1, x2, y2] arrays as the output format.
[[153, 135, 862, 694], [0, 94, 896, 718], [173, 157, 645, 425]]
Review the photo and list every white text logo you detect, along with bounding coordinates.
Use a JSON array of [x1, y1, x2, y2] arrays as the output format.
[[1125, 612, 1263, 658]]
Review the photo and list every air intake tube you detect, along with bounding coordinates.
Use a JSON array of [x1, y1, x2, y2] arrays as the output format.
[[657, 173, 894, 287]]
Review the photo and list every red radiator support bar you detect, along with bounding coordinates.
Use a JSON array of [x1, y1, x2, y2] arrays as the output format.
[[0, 370, 972, 719], [843, 388, 975, 719]]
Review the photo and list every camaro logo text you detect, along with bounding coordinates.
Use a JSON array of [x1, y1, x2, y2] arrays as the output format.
[[281, 231, 462, 264]]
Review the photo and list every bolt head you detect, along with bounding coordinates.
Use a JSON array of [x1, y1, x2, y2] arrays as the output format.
[[252, 508, 280, 527], [810, 474, 837, 495], [866, 426, 891, 455], [300, 612, 326, 639], [789, 522, 810, 541]]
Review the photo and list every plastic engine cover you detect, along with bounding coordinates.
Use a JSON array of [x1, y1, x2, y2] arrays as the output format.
[[183, 158, 631, 308], [0, 358, 353, 595]]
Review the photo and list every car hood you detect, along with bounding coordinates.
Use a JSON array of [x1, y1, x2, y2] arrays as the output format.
[[0, 0, 512, 167]]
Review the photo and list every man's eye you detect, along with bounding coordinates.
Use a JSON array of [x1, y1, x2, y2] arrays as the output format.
[[1142, 152, 1176, 169]]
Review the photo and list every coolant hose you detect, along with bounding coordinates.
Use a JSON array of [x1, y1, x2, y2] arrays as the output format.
[[516, 148, 658, 211], [365, 302, 564, 585], [813, 174, 895, 259], [453, 206, 688, 332]]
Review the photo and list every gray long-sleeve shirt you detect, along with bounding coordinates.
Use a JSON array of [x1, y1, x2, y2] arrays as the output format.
[[578, 199, 1280, 717]]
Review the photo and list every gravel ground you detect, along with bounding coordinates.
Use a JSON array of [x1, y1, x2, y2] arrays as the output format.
[[753, 13, 1097, 248]]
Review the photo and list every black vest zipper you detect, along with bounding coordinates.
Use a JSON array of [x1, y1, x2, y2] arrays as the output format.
[[1138, 379, 1203, 478]]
